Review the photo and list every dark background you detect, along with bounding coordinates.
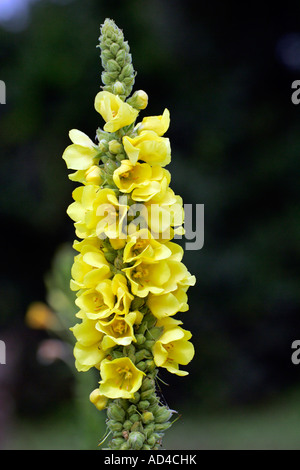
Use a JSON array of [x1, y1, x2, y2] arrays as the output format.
[[0, 0, 300, 449]]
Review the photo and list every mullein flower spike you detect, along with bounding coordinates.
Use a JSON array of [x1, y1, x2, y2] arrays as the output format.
[[62, 18, 196, 450]]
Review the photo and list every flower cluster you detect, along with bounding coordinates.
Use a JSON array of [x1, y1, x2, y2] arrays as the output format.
[[62, 19, 196, 450]]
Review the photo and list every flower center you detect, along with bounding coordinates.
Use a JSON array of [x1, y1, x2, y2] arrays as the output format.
[[133, 265, 149, 280], [113, 319, 126, 335], [116, 366, 133, 390], [92, 295, 104, 310], [120, 171, 131, 179], [134, 238, 148, 252]]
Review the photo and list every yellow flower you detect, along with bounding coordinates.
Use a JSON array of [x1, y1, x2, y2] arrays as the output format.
[[123, 255, 190, 298], [89, 388, 108, 411], [137, 108, 170, 136], [152, 317, 194, 376], [96, 311, 143, 349], [147, 283, 195, 319], [123, 130, 171, 166], [93, 189, 129, 240], [95, 91, 139, 132], [71, 318, 106, 371], [123, 228, 172, 264], [99, 357, 145, 399], [111, 274, 134, 315], [62, 129, 100, 171], [67, 184, 100, 239], [70, 246, 111, 291], [67, 186, 128, 241], [113, 160, 170, 202], [75, 279, 115, 320], [145, 188, 184, 240]]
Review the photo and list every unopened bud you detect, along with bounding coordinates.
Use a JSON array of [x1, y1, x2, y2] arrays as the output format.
[[89, 388, 108, 411], [141, 377, 155, 392], [129, 413, 140, 424], [107, 403, 125, 422], [127, 90, 148, 110], [154, 407, 173, 423], [110, 437, 126, 449], [107, 419, 123, 432], [140, 388, 154, 401], [99, 139, 109, 152], [138, 400, 150, 411], [107, 59, 121, 73], [123, 419, 133, 430], [155, 422, 172, 432], [128, 431, 145, 450], [108, 139, 123, 154], [142, 411, 155, 425], [113, 80, 126, 96]]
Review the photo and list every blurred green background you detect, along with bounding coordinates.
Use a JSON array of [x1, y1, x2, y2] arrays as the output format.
[[1, 0, 300, 450]]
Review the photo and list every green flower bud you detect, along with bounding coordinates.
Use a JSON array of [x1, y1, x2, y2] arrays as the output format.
[[143, 339, 155, 350], [107, 403, 125, 422], [101, 48, 113, 61], [99, 139, 109, 152], [129, 391, 140, 404], [110, 437, 126, 449], [108, 140, 123, 154], [110, 348, 124, 359], [128, 431, 145, 450], [135, 348, 151, 363], [120, 441, 130, 450], [154, 407, 173, 423], [104, 251, 117, 264], [131, 297, 145, 311], [142, 411, 155, 425], [116, 49, 126, 65], [119, 63, 134, 80], [148, 403, 160, 414], [123, 419, 133, 430], [135, 334, 146, 345], [140, 388, 155, 401], [116, 152, 126, 162], [129, 413, 140, 424], [141, 377, 155, 392], [130, 420, 143, 433], [107, 59, 121, 73], [147, 434, 157, 447], [116, 398, 130, 410], [155, 422, 172, 432], [144, 359, 156, 372], [107, 419, 123, 432], [127, 404, 137, 416], [138, 400, 150, 411], [136, 361, 146, 371], [146, 326, 164, 341], [104, 159, 118, 173], [110, 42, 120, 56], [101, 71, 114, 85], [113, 80, 126, 95]]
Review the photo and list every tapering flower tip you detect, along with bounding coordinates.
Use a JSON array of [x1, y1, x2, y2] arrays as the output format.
[[99, 18, 136, 100], [127, 90, 148, 110]]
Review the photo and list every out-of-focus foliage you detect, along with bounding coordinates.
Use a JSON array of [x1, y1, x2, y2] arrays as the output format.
[[0, 0, 300, 431]]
